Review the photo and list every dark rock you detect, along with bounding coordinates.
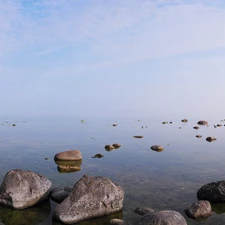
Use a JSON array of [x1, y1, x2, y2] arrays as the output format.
[[0, 169, 52, 209], [54, 150, 82, 161], [136, 210, 187, 225], [150, 145, 164, 152], [185, 200, 212, 219], [134, 207, 155, 215], [50, 187, 72, 203], [197, 120, 208, 125], [193, 126, 199, 130], [217, 124, 222, 127], [206, 137, 216, 142], [112, 143, 121, 148], [181, 119, 188, 122], [53, 174, 124, 224], [133, 136, 144, 138], [197, 180, 225, 202], [196, 135, 202, 138], [92, 154, 104, 158], [12, 124, 16, 126], [113, 124, 117, 126]]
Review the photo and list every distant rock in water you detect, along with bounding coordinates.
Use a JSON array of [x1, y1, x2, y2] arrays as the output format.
[[92, 154, 104, 158], [133, 136, 144, 138], [206, 137, 217, 142], [105, 145, 115, 151], [181, 119, 188, 122], [217, 124, 222, 127], [197, 120, 208, 125], [196, 135, 202, 138], [193, 126, 199, 130], [150, 145, 164, 152], [112, 143, 121, 148], [113, 124, 117, 126], [54, 150, 82, 161]]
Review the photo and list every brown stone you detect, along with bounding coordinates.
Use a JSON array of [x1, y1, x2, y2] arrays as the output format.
[[54, 150, 82, 161]]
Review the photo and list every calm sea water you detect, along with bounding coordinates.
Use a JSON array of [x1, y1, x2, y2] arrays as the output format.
[[1, 117, 225, 225]]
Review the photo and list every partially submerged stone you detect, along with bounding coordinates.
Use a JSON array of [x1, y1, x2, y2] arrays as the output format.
[[54, 150, 82, 161], [197, 120, 208, 125], [150, 145, 164, 152], [92, 153, 104, 158], [196, 135, 202, 138], [53, 175, 124, 224], [50, 187, 72, 203], [110, 218, 130, 225], [185, 200, 212, 219], [134, 207, 155, 216], [112, 143, 121, 148], [105, 145, 115, 150], [193, 126, 199, 130], [181, 119, 188, 122], [197, 180, 225, 202], [0, 169, 52, 209], [133, 136, 144, 139], [206, 137, 217, 142], [136, 210, 187, 225]]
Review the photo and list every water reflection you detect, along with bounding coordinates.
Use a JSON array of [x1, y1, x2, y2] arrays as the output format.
[[54, 160, 82, 173], [0, 200, 51, 225]]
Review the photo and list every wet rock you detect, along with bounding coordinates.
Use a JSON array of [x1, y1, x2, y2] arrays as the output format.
[[217, 124, 222, 127], [150, 145, 164, 152], [197, 120, 208, 125], [196, 135, 202, 138], [181, 119, 188, 122], [0, 169, 52, 209], [206, 137, 216, 142], [193, 126, 199, 130], [105, 145, 115, 150], [53, 174, 124, 224], [50, 187, 72, 203], [185, 200, 212, 219], [197, 180, 225, 202], [133, 136, 144, 138], [134, 207, 155, 215], [54, 150, 82, 161], [112, 143, 121, 148], [92, 154, 104, 158], [113, 124, 117, 126], [110, 218, 130, 225], [136, 210, 187, 225]]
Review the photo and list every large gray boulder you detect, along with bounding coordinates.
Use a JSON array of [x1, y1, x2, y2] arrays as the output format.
[[53, 174, 124, 224], [197, 180, 225, 202], [0, 169, 52, 209], [136, 210, 187, 225]]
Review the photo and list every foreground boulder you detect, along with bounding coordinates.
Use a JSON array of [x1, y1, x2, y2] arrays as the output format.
[[53, 175, 124, 224], [136, 210, 187, 225], [0, 169, 52, 209], [197, 180, 225, 202], [185, 200, 212, 219]]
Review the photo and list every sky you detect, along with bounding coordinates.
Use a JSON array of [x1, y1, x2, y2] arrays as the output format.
[[0, 0, 225, 120]]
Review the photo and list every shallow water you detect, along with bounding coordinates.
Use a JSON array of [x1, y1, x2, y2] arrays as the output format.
[[1, 117, 225, 224]]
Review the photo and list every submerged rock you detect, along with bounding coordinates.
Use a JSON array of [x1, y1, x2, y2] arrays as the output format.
[[112, 143, 121, 148], [110, 218, 130, 225], [105, 145, 115, 150], [196, 135, 202, 138], [197, 180, 225, 202], [55, 159, 82, 173], [193, 126, 199, 130], [50, 187, 72, 203], [150, 145, 164, 152], [185, 200, 212, 219], [0, 169, 52, 209], [92, 153, 104, 158], [134, 207, 155, 216], [136, 210, 187, 225], [54, 150, 82, 161], [53, 174, 124, 224], [133, 136, 144, 139], [181, 119, 188, 122]]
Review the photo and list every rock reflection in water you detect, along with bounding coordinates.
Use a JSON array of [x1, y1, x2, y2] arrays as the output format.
[[0, 200, 51, 225], [54, 160, 82, 173]]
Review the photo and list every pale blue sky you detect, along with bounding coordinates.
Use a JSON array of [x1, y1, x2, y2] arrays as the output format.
[[0, 0, 225, 120]]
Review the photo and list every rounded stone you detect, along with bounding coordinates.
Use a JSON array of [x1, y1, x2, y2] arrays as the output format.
[[181, 119, 188, 122], [135, 207, 155, 216], [197, 120, 208, 125], [136, 210, 187, 225], [54, 150, 82, 161], [92, 154, 104, 158], [193, 126, 199, 130], [151, 145, 164, 152], [206, 137, 217, 142], [196, 135, 202, 138], [112, 143, 121, 148], [133, 136, 144, 138], [185, 200, 212, 219], [105, 145, 115, 150]]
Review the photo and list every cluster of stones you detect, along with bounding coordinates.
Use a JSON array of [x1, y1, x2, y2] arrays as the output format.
[[0, 169, 124, 224], [105, 143, 121, 151]]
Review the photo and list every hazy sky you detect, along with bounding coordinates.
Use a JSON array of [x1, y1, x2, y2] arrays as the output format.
[[0, 0, 225, 120]]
